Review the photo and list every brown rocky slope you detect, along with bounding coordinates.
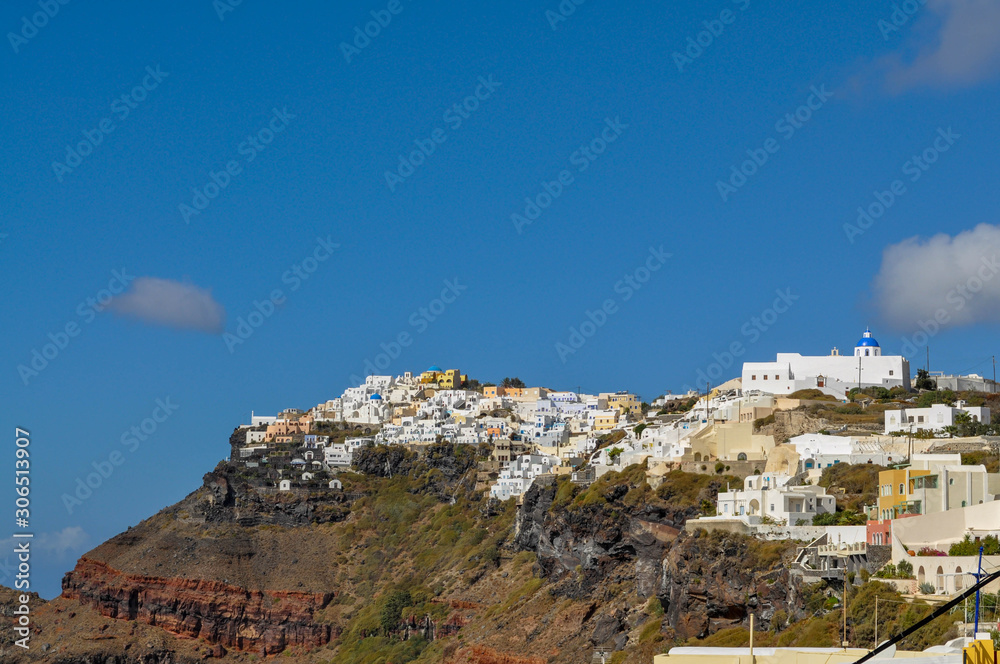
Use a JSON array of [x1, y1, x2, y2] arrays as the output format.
[[4, 445, 813, 663]]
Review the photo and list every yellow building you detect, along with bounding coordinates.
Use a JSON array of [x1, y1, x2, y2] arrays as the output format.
[[593, 413, 618, 430], [419, 366, 467, 389], [438, 369, 466, 389], [602, 392, 642, 416], [877, 467, 930, 520]]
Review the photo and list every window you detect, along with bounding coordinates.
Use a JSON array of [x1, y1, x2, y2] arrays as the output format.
[[770, 504, 774, 511], [763, 375, 767, 380], [866, 349, 870, 356], [751, 375, 756, 380], [918, 416, 924, 423], [949, 478, 954, 486], [899, 483, 904, 494], [890, 370, 894, 376]]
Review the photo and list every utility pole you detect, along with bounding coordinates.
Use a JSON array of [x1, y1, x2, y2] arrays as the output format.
[[843, 578, 849, 649], [974, 545, 984, 635]]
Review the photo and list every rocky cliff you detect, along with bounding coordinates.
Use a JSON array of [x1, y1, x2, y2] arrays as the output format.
[[514, 471, 802, 643], [62, 558, 333, 654], [6, 448, 816, 663]]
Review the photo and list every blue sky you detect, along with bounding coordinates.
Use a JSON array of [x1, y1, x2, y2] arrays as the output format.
[[3, 0, 1000, 598]]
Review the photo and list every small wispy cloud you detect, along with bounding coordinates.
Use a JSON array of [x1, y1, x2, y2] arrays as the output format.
[[872, 223, 1000, 329], [874, 0, 1000, 92], [0, 527, 90, 561], [110, 277, 225, 334]]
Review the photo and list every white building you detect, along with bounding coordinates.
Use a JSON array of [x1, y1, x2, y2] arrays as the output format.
[[245, 430, 267, 445], [788, 433, 894, 470], [741, 328, 910, 399], [716, 473, 837, 525], [884, 403, 991, 434], [489, 454, 559, 501]]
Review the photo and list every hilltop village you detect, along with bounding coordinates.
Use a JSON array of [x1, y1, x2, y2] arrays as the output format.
[[232, 330, 1000, 598]]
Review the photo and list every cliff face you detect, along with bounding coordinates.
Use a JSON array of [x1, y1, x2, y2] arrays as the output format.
[[515, 477, 802, 642], [9, 450, 815, 663], [515, 482, 693, 598], [62, 558, 333, 655]]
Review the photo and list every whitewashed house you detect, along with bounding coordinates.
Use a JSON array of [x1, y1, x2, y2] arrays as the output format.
[[716, 474, 836, 525], [884, 403, 991, 434], [490, 454, 559, 501]]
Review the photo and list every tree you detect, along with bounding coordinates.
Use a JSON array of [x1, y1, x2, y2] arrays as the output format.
[[501, 377, 525, 389], [379, 589, 413, 635], [897, 559, 913, 578], [915, 369, 937, 391], [943, 411, 993, 438]]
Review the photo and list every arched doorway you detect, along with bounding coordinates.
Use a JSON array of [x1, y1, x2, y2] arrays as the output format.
[[737, 453, 747, 461], [956, 566, 964, 591], [749, 499, 760, 515], [918, 566, 925, 585], [936, 566, 944, 593]]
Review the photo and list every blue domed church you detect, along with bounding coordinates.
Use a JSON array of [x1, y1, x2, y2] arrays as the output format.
[[741, 327, 910, 399], [854, 327, 881, 357]]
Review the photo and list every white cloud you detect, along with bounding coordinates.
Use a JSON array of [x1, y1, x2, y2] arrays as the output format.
[[0, 527, 89, 562], [878, 0, 1000, 92], [110, 277, 225, 334], [872, 224, 1000, 329]]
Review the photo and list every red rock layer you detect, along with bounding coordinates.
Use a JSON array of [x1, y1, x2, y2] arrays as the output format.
[[62, 557, 333, 654], [448, 646, 548, 664]]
